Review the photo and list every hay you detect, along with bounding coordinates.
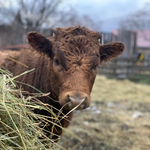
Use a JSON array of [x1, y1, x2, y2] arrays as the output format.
[[0, 68, 64, 150]]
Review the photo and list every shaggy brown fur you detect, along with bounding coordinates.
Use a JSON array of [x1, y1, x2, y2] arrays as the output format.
[[1, 26, 125, 139]]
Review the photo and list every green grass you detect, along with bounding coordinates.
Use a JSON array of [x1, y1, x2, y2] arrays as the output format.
[[129, 73, 150, 85]]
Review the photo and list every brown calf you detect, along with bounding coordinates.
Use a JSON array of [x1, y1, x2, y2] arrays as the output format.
[[1, 26, 125, 139]]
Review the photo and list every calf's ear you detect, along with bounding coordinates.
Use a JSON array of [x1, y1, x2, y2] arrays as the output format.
[[27, 32, 53, 57], [99, 42, 125, 63]]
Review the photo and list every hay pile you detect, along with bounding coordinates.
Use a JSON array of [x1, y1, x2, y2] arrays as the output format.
[[0, 68, 63, 150]]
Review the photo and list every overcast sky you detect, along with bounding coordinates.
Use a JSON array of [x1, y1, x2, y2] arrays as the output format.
[[68, 0, 150, 32], [0, 0, 149, 32]]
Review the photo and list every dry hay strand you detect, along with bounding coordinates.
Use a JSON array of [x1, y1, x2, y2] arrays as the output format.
[[0, 68, 65, 150]]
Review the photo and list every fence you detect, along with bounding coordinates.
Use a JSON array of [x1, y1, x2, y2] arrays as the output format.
[[0, 24, 53, 47], [98, 58, 137, 78], [0, 25, 26, 46], [98, 57, 150, 79]]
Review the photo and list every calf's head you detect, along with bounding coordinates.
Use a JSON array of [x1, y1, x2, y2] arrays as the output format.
[[27, 27, 125, 110]]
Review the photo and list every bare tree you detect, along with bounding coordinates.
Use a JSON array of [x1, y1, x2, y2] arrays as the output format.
[[119, 3, 150, 30], [66, 13, 102, 32], [0, 0, 75, 31]]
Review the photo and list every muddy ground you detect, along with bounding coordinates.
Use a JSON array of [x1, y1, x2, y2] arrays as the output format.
[[59, 76, 150, 150]]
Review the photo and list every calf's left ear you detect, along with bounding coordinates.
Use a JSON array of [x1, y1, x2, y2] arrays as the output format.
[[27, 32, 53, 57], [99, 42, 125, 63]]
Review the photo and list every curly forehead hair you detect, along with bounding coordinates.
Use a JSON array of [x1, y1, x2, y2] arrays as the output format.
[[51, 27, 101, 56], [53, 26, 102, 43]]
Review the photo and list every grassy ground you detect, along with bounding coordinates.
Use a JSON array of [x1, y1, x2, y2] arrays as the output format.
[[60, 75, 150, 150], [129, 72, 150, 85]]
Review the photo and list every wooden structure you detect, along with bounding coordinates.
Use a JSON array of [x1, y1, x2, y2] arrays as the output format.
[[0, 25, 52, 47], [99, 30, 138, 78], [98, 58, 137, 78]]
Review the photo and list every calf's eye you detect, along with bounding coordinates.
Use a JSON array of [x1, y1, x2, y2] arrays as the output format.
[[54, 59, 60, 66], [93, 65, 98, 70]]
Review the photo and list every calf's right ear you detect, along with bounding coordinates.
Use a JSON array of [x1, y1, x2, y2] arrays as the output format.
[[99, 42, 125, 63], [27, 32, 53, 57]]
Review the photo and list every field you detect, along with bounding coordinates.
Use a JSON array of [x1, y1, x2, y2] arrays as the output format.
[[60, 75, 150, 150]]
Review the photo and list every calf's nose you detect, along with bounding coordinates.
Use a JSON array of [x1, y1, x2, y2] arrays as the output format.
[[66, 95, 88, 110]]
